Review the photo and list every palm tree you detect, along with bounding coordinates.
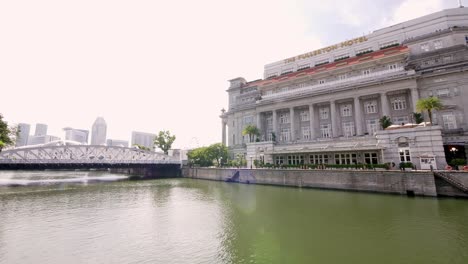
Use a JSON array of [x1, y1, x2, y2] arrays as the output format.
[[416, 96, 443, 125], [0, 141, 4, 153], [242, 125, 260, 143]]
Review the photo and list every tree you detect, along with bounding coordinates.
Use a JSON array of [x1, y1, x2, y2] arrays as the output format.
[[207, 143, 228, 167], [416, 96, 443, 124], [133, 144, 151, 151], [379, 115, 392, 129], [413, 112, 424, 124], [187, 143, 228, 167], [187, 146, 213, 167], [154, 130, 176, 155], [242, 125, 260, 143], [0, 114, 15, 151]]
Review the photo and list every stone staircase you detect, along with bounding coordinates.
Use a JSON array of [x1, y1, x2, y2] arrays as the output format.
[[225, 170, 240, 182], [434, 172, 468, 193]]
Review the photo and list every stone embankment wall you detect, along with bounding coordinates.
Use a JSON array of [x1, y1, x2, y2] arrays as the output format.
[[183, 168, 439, 197]]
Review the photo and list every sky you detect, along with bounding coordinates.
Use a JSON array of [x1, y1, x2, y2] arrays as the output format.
[[0, 0, 460, 149]]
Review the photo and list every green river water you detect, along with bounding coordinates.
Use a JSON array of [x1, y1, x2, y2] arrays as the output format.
[[0, 171, 467, 264]]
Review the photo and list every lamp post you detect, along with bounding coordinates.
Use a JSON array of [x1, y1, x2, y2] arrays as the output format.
[[250, 155, 253, 169], [450, 147, 458, 159]]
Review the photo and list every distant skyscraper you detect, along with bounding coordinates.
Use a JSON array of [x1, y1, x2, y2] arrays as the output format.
[[63, 127, 89, 144], [34, 123, 48, 136], [91, 117, 107, 145], [131, 131, 156, 150], [27, 135, 60, 146], [16, 123, 31, 147], [106, 139, 129, 147]]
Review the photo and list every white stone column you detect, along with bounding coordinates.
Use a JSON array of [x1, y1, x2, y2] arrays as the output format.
[[381, 92, 390, 117], [272, 110, 277, 140], [410, 88, 419, 112], [354, 97, 363, 136], [330, 101, 338, 138], [290, 107, 295, 142], [222, 120, 227, 146], [256, 112, 262, 140], [309, 104, 315, 140]]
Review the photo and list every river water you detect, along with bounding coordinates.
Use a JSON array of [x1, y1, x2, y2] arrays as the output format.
[[0, 171, 467, 264]]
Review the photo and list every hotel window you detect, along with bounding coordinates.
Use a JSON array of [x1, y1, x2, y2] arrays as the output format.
[[302, 126, 310, 140], [335, 53, 349, 61], [265, 90, 273, 96], [310, 154, 329, 164], [298, 82, 308, 88], [434, 40, 443, 50], [362, 69, 371, 75], [280, 128, 290, 142], [279, 87, 289, 93], [399, 148, 411, 162], [392, 116, 409, 125], [266, 117, 273, 127], [320, 124, 331, 138], [338, 74, 347, 80], [279, 113, 290, 124], [443, 113, 457, 129], [267, 73, 278, 79], [391, 97, 406, 110], [388, 63, 398, 70], [297, 64, 310, 71], [379, 40, 398, 49], [319, 107, 329, 119], [243, 116, 253, 125], [356, 47, 373, 55], [421, 43, 430, 52], [365, 100, 377, 114], [341, 104, 352, 117], [275, 156, 284, 165], [267, 129, 273, 141], [281, 68, 293, 75], [443, 55, 452, 63], [300, 110, 309, 121], [335, 153, 357, 165], [436, 88, 450, 97], [316, 59, 329, 66], [319, 79, 326, 84], [366, 119, 379, 134], [288, 155, 304, 165], [364, 153, 378, 164], [342, 122, 355, 137]]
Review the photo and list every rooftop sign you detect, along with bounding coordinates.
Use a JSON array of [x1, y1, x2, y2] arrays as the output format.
[[283, 36, 369, 64]]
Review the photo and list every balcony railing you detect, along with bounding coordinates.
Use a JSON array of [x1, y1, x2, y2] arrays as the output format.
[[259, 67, 414, 101]]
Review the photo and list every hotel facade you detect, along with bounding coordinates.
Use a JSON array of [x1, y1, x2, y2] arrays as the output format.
[[221, 8, 468, 170]]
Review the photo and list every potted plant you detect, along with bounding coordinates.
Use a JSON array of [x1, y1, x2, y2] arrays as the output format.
[[449, 158, 466, 170]]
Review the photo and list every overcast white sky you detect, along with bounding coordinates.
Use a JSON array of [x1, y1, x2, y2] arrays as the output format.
[[0, 0, 460, 149]]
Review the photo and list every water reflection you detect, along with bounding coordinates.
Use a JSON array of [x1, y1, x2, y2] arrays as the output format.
[[0, 172, 467, 264]]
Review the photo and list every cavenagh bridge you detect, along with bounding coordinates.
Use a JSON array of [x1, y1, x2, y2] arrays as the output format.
[[0, 145, 181, 178]]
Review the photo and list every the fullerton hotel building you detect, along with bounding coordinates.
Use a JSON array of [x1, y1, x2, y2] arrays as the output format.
[[220, 7, 468, 170]]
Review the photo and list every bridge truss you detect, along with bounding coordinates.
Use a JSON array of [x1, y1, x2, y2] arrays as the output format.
[[0, 145, 178, 165]]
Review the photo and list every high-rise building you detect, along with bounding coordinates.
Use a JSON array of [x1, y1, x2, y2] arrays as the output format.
[[27, 135, 60, 146], [131, 131, 156, 150], [106, 139, 129, 147], [91, 117, 107, 145], [16, 123, 31, 147], [63, 127, 89, 144], [34, 123, 48, 136], [222, 7, 468, 170]]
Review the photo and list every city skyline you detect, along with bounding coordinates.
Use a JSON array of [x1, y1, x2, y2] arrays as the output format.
[[0, 0, 460, 149]]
